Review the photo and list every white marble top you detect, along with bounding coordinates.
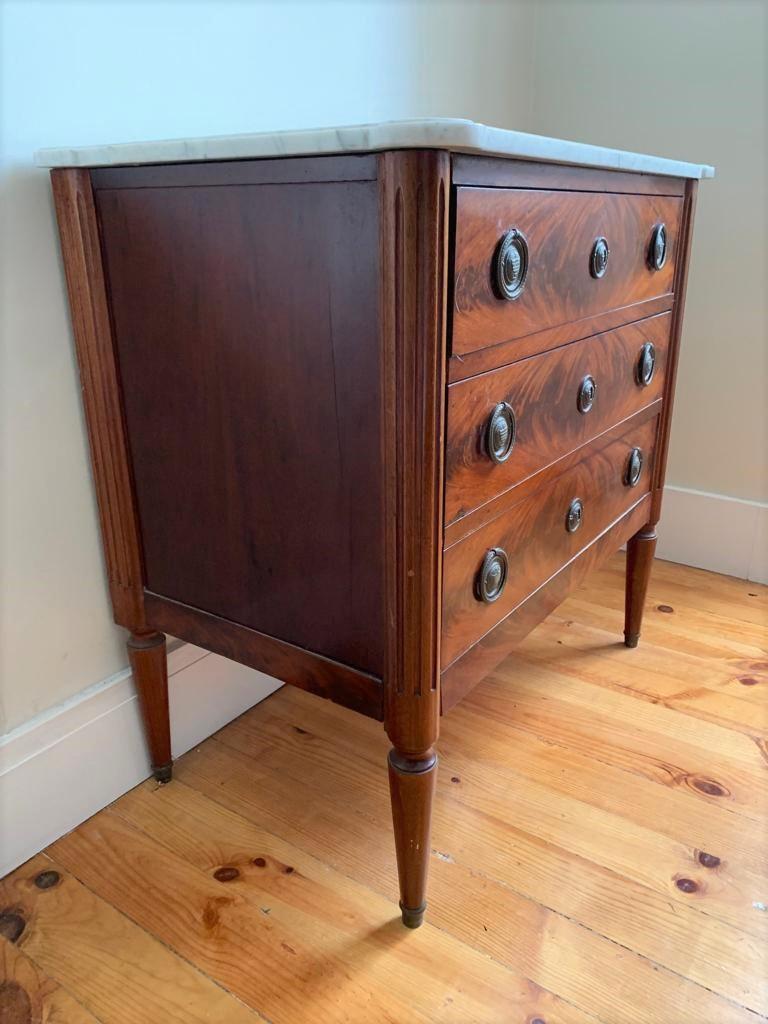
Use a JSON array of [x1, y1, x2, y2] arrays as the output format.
[[34, 118, 714, 179]]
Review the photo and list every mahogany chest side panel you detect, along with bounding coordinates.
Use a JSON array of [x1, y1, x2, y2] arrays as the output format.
[[95, 165, 384, 677]]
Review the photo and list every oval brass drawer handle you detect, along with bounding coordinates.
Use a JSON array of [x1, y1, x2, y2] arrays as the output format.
[[625, 447, 644, 487], [485, 402, 517, 464], [590, 236, 610, 279], [636, 342, 656, 387], [649, 223, 668, 271], [493, 228, 529, 301], [566, 498, 584, 534], [475, 548, 508, 604], [577, 374, 597, 414]]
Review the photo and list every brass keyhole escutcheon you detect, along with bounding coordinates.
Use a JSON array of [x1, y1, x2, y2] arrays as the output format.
[[577, 374, 597, 414]]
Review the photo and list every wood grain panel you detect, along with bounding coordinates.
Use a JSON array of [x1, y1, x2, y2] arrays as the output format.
[[97, 178, 383, 676], [444, 402, 661, 547], [447, 294, 673, 382], [453, 188, 682, 356], [445, 312, 671, 524], [442, 417, 657, 667]]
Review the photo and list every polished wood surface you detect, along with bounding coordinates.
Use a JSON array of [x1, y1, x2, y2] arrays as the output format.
[[442, 417, 657, 667], [453, 188, 682, 356], [97, 173, 383, 676], [3, 559, 764, 1023], [145, 591, 383, 720], [387, 749, 438, 929], [378, 151, 449, 923], [447, 294, 674, 382], [444, 403, 661, 547], [445, 312, 670, 524], [50, 169, 147, 631], [625, 525, 659, 648], [650, 179, 699, 524], [126, 632, 171, 782], [441, 495, 652, 710]]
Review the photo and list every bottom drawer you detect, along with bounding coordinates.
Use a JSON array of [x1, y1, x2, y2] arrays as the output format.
[[441, 494, 652, 713], [441, 416, 657, 667]]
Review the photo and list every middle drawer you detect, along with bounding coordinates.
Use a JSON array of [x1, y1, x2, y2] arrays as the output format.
[[445, 312, 670, 525]]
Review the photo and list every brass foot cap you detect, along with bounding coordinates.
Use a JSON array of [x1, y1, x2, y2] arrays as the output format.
[[400, 901, 426, 929], [624, 633, 640, 649], [153, 762, 173, 784]]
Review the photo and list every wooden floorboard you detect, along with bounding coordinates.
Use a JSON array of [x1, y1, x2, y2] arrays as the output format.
[[2, 555, 766, 1023]]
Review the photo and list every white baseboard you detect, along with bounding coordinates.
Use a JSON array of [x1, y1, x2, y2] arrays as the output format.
[[656, 485, 768, 583], [0, 645, 281, 878]]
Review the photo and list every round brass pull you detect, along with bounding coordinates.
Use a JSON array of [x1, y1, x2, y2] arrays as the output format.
[[566, 498, 584, 534], [476, 548, 508, 604], [485, 402, 516, 464], [493, 228, 529, 301], [577, 374, 597, 414], [590, 236, 610, 279], [636, 342, 656, 387], [625, 447, 644, 487], [649, 223, 668, 271]]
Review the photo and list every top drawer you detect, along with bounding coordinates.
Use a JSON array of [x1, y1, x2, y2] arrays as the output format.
[[452, 188, 682, 357]]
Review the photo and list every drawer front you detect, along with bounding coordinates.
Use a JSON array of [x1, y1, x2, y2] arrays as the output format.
[[445, 313, 670, 524], [441, 416, 657, 667], [453, 188, 682, 357]]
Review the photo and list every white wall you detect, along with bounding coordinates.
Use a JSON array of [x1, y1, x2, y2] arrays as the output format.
[[0, 0, 536, 733], [529, 0, 767, 505]]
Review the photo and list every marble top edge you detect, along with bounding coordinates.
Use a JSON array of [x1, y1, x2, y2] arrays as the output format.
[[33, 118, 715, 178]]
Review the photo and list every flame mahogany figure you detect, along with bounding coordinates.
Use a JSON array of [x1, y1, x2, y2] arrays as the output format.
[[48, 130, 703, 927]]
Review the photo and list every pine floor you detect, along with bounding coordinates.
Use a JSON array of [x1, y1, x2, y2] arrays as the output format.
[[2, 555, 766, 1024]]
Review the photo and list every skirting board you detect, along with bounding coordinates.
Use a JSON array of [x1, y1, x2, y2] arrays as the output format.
[[656, 485, 768, 584], [0, 643, 281, 878]]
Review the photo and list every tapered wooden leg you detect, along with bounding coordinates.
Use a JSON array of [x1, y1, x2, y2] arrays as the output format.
[[388, 748, 437, 928], [625, 525, 658, 648], [127, 632, 172, 782]]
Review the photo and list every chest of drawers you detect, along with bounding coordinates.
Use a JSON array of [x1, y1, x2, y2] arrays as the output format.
[[40, 120, 711, 929]]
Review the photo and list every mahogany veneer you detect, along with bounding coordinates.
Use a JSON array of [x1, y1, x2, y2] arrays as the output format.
[[445, 313, 671, 524], [49, 141, 701, 930]]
